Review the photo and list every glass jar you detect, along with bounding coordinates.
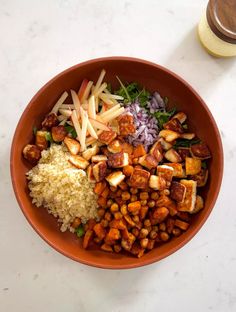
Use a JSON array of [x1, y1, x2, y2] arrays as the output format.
[[198, 0, 236, 57]]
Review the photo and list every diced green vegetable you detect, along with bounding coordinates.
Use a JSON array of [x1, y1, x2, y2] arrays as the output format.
[[115, 78, 150, 106], [33, 126, 37, 136], [45, 132, 53, 143], [65, 124, 77, 139], [173, 138, 201, 149], [75, 225, 85, 237]]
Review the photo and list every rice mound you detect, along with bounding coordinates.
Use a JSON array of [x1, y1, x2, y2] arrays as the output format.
[[26, 144, 98, 232]]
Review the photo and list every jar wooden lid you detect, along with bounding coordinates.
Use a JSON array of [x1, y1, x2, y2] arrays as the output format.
[[207, 0, 236, 44]]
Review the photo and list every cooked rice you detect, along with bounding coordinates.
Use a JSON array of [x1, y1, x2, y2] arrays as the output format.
[[26, 144, 98, 232]]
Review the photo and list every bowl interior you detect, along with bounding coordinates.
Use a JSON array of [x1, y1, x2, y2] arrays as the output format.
[[11, 57, 223, 269]]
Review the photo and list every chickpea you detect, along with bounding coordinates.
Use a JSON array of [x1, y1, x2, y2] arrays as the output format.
[[172, 228, 181, 237], [114, 212, 123, 220], [160, 231, 169, 241], [101, 219, 109, 228], [139, 228, 149, 238], [159, 222, 166, 232], [116, 189, 122, 197], [97, 209, 105, 218], [104, 212, 112, 222], [145, 225, 152, 233], [132, 228, 139, 237], [140, 192, 149, 200], [130, 195, 138, 202], [148, 200, 155, 208], [140, 238, 149, 249], [132, 215, 139, 223], [130, 188, 138, 194], [149, 230, 158, 240], [114, 244, 122, 253], [163, 189, 170, 196], [140, 200, 147, 206], [110, 203, 119, 213], [121, 191, 131, 201], [147, 239, 155, 250], [107, 199, 113, 207], [120, 204, 128, 215], [152, 225, 159, 232], [151, 192, 159, 200], [144, 219, 151, 227]]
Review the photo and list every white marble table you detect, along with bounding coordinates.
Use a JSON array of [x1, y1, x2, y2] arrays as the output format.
[[1, 0, 236, 311]]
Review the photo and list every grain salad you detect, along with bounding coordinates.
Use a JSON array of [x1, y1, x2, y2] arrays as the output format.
[[23, 69, 211, 258], [26, 144, 98, 232]]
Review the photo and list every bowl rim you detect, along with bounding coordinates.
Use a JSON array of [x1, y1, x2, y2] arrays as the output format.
[[10, 56, 224, 269]]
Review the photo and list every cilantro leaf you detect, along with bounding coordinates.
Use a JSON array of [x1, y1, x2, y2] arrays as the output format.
[[173, 138, 201, 149], [45, 132, 53, 143], [65, 124, 77, 139], [153, 107, 176, 129]]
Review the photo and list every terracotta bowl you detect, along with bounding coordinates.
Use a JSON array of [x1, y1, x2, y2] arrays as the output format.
[[10, 57, 223, 269]]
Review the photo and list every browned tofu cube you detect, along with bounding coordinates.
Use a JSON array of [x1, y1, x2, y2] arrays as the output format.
[[163, 163, 186, 178], [164, 149, 182, 163], [41, 113, 58, 129], [51, 125, 67, 142], [91, 155, 108, 163], [69, 155, 89, 169], [189, 169, 208, 187], [98, 130, 117, 145], [82, 144, 99, 160], [106, 171, 125, 187], [149, 142, 163, 162], [177, 148, 190, 160], [64, 136, 80, 155], [159, 130, 180, 142], [130, 168, 150, 189], [190, 143, 211, 159], [107, 140, 123, 153], [35, 131, 48, 150], [118, 114, 136, 136], [92, 161, 107, 182], [149, 175, 166, 190], [185, 157, 201, 175], [87, 165, 96, 182], [177, 179, 197, 212], [138, 154, 158, 170], [172, 112, 187, 124], [170, 181, 186, 203], [108, 152, 129, 168], [23, 144, 41, 164], [157, 165, 174, 182], [163, 118, 183, 133], [191, 195, 204, 214]]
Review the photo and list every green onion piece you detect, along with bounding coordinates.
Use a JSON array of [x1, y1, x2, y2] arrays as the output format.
[[65, 125, 77, 139], [75, 225, 85, 238], [45, 132, 53, 143]]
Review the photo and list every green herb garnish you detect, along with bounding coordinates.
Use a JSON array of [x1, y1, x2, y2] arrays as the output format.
[[65, 124, 77, 139], [75, 225, 85, 238], [115, 77, 150, 107], [45, 132, 53, 143], [153, 107, 176, 129], [182, 124, 188, 130], [33, 126, 37, 136], [201, 161, 207, 169], [173, 138, 201, 149]]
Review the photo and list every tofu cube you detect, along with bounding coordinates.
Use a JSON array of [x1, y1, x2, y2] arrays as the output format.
[[82, 144, 99, 160], [159, 130, 180, 142], [69, 155, 89, 169], [164, 149, 182, 163], [163, 118, 183, 133], [149, 142, 163, 162], [170, 181, 186, 203], [185, 157, 201, 175], [149, 175, 166, 190], [87, 165, 96, 182], [92, 161, 107, 182], [130, 168, 150, 189], [108, 152, 129, 168], [98, 130, 117, 145], [91, 155, 108, 163], [190, 195, 204, 214], [64, 136, 80, 155], [107, 139, 123, 153], [177, 179, 197, 212], [138, 154, 158, 170], [106, 171, 125, 187], [157, 165, 174, 182], [190, 143, 211, 159], [172, 112, 187, 124], [163, 163, 186, 178], [118, 114, 136, 136]]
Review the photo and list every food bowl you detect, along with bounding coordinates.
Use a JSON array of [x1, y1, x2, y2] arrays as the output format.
[[10, 57, 223, 269]]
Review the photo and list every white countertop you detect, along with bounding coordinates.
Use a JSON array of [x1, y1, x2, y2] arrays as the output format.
[[1, 0, 236, 311]]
